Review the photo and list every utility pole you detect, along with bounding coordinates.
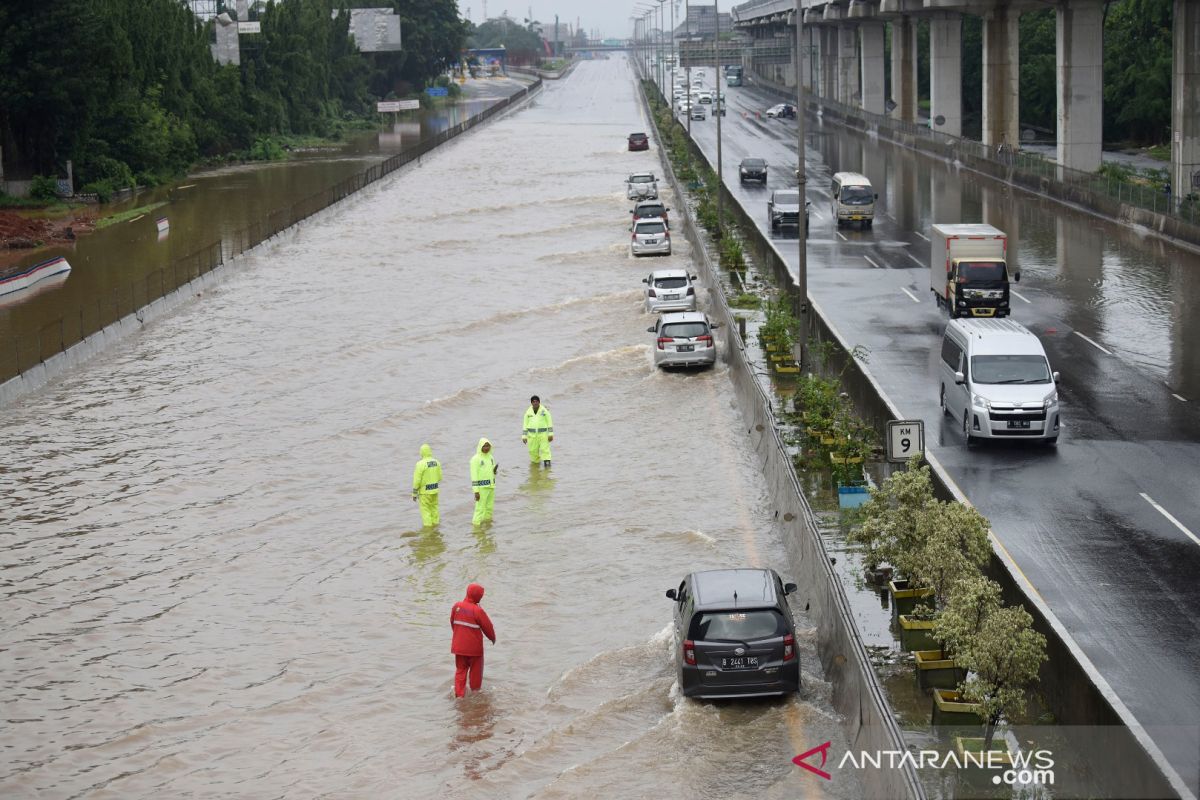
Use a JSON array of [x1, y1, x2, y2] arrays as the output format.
[[715, 0, 723, 236], [794, 0, 808, 342], [685, 0, 691, 137]]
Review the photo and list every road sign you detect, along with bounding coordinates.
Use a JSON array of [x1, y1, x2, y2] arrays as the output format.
[[377, 100, 419, 113], [425, 87, 449, 97], [886, 420, 924, 463]]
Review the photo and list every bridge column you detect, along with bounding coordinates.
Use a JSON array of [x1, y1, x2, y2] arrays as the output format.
[[890, 16, 918, 122], [982, 3, 1020, 149], [838, 25, 860, 105], [822, 27, 839, 100], [859, 22, 885, 114], [1056, 0, 1104, 172], [799, 25, 814, 91], [929, 12, 962, 137], [1174, 0, 1200, 201], [931, 167, 963, 225]]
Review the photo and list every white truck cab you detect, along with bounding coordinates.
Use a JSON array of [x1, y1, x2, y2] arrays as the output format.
[[830, 172, 876, 229]]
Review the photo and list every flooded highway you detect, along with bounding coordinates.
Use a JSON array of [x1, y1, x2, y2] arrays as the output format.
[[0, 59, 857, 798], [680, 76, 1200, 792]]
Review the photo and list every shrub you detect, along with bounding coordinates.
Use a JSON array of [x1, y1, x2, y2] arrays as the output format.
[[28, 175, 60, 202]]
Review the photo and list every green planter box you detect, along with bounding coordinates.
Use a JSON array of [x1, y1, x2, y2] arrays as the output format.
[[914, 649, 965, 690], [953, 735, 1014, 791], [888, 579, 934, 619], [898, 614, 937, 652], [933, 689, 984, 727]]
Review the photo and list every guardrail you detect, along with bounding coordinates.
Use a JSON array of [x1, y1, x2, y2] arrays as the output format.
[[0, 80, 543, 390]]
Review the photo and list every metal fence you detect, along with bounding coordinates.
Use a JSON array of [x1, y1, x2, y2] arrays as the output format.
[[0, 80, 541, 385]]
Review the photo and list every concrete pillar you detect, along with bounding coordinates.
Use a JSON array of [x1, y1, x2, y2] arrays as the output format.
[[982, 4, 1020, 149], [860, 22, 886, 114], [823, 27, 840, 100], [801, 27, 814, 90], [838, 25, 860, 105], [1056, 0, 1104, 172], [929, 12, 962, 137], [890, 16, 918, 122], [1173, 0, 1200, 201], [930, 166, 963, 225]]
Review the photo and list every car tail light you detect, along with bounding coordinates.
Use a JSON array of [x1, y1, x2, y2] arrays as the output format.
[[648, 289, 657, 298], [686, 287, 694, 296], [697, 335, 713, 348], [657, 337, 671, 351], [683, 640, 696, 665], [783, 634, 795, 661], [632, 233, 638, 242], [664, 231, 670, 238]]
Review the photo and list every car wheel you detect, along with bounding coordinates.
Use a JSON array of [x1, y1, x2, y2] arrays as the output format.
[[963, 410, 976, 446], [940, 385, 948, 417]]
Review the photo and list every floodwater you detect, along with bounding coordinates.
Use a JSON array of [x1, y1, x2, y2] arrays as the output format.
[[0, 58, 858, 798], [0, 77, 529, 340]]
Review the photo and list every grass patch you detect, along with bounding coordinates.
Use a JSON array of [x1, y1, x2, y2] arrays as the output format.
[[1146, 144, 1170, 162], [729, 292, 761, 309], [96, 201, 169, 229]]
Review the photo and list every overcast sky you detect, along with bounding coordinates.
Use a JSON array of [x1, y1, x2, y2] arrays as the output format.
[[458, 0, 691, 41]]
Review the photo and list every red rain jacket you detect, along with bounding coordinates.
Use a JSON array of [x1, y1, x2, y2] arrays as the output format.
[[450, 583, 496, 656]]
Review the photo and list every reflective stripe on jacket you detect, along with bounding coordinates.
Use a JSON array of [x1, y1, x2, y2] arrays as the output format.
[[523, 405, 554, 436], [412, 444, 442, 495], [450, 584, 495, 655], [469, 437, 496, 491]]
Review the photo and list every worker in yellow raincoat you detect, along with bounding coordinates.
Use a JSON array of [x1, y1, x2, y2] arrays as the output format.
[[412, 443, 442, 527], [470, 437, 498, 525], [522, 395, 554, 467]]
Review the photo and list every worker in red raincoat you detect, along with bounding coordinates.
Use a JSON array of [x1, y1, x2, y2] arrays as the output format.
[[450, 582, 496, 697]]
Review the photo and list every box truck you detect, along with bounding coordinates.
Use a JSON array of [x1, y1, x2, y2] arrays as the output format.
[[929, 223, 1018, 318]]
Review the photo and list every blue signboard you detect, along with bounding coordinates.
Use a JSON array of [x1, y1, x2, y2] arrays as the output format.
[[425, 87, 449, 97]]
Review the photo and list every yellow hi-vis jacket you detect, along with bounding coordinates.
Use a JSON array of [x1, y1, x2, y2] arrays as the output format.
[[470, 437, 497, 490], [522, 406, 554, 440], [412, 443, 442, 497]]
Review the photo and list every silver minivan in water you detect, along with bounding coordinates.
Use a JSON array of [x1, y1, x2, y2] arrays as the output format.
[[939, 318, 1061, 445], [830, 171, 877, 229]]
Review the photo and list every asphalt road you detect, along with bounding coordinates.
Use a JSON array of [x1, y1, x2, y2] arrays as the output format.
[[671, 71, 1200, 793]]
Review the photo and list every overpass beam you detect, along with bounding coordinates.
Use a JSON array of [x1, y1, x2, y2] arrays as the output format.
[[929, 12, 962, 137], [838, 25, 860, 105], [982, 3, 1020, 149], [1174, 0, 1200, 201], [1056, 0, 1104, 172], [860, 21, 886, 114], [890, 16, 918, 122]]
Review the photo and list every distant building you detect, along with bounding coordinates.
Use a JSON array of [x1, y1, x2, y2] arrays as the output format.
[[674, 3, 731, 42]]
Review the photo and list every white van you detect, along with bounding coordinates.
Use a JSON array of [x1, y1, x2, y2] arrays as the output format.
[[830, 172, 877, 229], [939, 318, 1061, 445]]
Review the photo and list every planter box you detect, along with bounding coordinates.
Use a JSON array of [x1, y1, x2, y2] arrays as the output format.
[[898, 614, 937, 652], [828, 453, 863, 464], [888, 579, 934, 618], [953, 735, 1014, 790], [774, 363, 800, 374], [933, 689, 984, 726], [837, 483, 870, 509], [914, 649, 965, 690]]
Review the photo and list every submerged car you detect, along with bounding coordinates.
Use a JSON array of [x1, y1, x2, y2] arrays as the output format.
[[666, 568, 800, 698], [642, 269, 698, 313], [628, 132, 649, 151], [631, 218, 671, 257], [739, 157, 768, 184], [626, 172, 659, 200], [765, 103, 796, 119], [631, 199, 670, 228], [647, 311, 719, 369]]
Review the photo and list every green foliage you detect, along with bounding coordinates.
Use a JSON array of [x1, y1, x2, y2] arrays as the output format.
[[729, 292, 760, 310], [28, 175, 59, 202], [958, 605, 1048, 749], [934, 575, 1003, 656], [901, 500, 991, 612], [248, 137, 288, 161], [1019, 10, 1056, 131], [719, 236, 745, 270], [758, 299, 798, 354], [1104, 0, 1172, 144]]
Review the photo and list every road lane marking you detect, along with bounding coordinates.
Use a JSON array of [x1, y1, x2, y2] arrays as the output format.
[[836, 231, 847, 242], [906, 251, 924, 267], [1172, 393, 1187, 402], [914, 231, 929, 242], [1140, 493, 1200, 548], [863, 254, 881, 269], [1073, 331, 1113, 355], [1011, 290, 1031, 303], [900, 287, 921, 303]]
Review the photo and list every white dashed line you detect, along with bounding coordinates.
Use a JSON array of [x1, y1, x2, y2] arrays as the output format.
[[1172, 393, 1187, 402], [914, 231, 930, 242], [906, 251, 924, 267], [900, 287, 921, 303], [863, 254, 881, 269], [836, 231, 848, 242], [1073, 331, 1113, 355], [1011, 290, 1031, 303], [1140, 493, 1200, 548]]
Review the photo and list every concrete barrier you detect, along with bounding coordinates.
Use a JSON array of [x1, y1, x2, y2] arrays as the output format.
[[637, 76, 926, 800]]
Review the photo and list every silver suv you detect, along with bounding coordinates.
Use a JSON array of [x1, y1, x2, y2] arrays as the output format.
[[647, 311, 719, 369], [768, 189, 802, 229], [626, 172, 659, 200], [666, 568, 801, 699], [642, 269, 697, 313], [631, 218, 671, 257]]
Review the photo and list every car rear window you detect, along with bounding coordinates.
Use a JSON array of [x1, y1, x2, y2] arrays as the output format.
[[654, 277, 687, 289], [637, 205, 665, 217], [631, 174, 655, 182], [690, 609, 787, 641], [636, 221, 666, 235], [661, 321, 708, 339]]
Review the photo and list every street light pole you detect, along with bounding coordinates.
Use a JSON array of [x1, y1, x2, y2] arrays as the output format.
[[685, 0, 691, 136], [715, 0, 723, 236], [794, 0, 808, 341]]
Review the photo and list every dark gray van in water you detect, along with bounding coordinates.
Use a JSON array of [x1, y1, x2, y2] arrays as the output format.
[[666, 568, 800, 699]]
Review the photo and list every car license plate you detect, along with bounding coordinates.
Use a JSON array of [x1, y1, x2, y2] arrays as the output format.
[[1007, 420, 1031, 429], [662, 294, 678, 300], [645, 239, 657, 245], [851, 215, 862, 220], [677, 345, 694, 352], [721, 656, 759, 670]]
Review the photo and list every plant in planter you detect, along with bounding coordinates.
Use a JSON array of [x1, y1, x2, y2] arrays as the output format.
[[918, 575, 1003, 693], [956, 604, 1048, 751], [847, 458, 935, 592]]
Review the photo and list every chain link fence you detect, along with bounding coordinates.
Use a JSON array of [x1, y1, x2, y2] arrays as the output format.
[[1, 80, 541, 385]]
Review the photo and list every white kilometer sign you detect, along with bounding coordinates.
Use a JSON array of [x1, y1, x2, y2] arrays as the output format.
[[886, 420, 925, 463]]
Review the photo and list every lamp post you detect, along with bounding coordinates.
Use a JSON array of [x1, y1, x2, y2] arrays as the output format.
[[684, 0, 691, 136], [715, 0, 723, 236], [794, 0, 808, 341]]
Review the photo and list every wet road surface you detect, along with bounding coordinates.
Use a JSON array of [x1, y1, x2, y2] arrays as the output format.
[[676, 73, 1200, 792], [0, 59, 858, 798]]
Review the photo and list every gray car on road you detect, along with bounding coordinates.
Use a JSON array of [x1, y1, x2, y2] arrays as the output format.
[[647, 311, 719, 369], [642, 269, 697, 313]]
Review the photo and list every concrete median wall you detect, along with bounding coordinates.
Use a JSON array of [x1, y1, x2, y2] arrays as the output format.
[[636, 77, 926, 800]]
